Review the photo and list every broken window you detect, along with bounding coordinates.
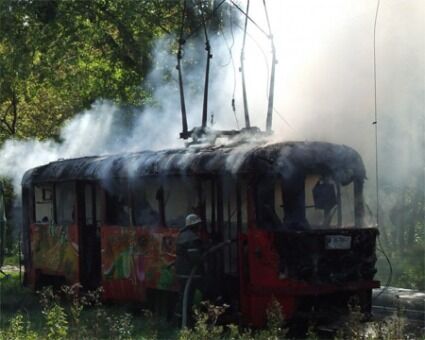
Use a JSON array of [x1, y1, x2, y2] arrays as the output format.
[[34, 185, 53, 224], [340, 182, 355, 226], [255, 177, 284, 230], [132, 179, 161, 226], [105, 180, 130, 226], [84, 184, 102, 226], [197, 179, 215, 233], [305, 175, 325, 227], [282, 173, 307, 229], [55, 182, 76, 225], [162, 177, 198, 228], [306, 175, 355, 228]]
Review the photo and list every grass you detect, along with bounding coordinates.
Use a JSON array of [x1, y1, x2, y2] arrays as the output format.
[[0, 263, 421, 339], [0, 271, 177, 339]]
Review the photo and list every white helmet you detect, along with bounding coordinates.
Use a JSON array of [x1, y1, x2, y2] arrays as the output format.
[[185, 213, 202, 228]]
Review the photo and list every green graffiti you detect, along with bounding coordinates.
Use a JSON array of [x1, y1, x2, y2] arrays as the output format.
[[104, 250, 132, 279], [157, 266, 174, 289]]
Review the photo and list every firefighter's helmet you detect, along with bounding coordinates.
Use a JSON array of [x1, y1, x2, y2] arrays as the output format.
[[185, 214, 202, 228]]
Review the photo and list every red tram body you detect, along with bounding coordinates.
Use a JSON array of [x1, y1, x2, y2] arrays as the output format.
[[22, 141, 379, 326]]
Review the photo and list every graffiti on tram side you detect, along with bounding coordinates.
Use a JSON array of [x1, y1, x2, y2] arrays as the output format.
[[101, 227, 179, 291], [30, 224, 79, 282]]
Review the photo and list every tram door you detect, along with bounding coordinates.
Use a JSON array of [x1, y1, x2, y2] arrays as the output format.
[[202, 178, 241, 300], [77, 182, 101, 290]]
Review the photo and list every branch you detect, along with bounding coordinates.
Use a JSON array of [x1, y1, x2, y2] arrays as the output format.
[[0, 92, 18, 136], [94, 3, 146, 75], [0, 103, 14, 135]]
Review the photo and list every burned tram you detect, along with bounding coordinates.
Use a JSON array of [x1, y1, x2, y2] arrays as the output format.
[[21, 141, 379, 326]]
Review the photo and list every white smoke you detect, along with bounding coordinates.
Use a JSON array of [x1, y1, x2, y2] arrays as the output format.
[[243, 0, 424, 212], [0, 0, 423, 209], [0, 27, 245, 192]]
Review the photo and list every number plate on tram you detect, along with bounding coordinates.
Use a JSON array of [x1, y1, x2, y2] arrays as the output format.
[[325, 235, 351, 250]]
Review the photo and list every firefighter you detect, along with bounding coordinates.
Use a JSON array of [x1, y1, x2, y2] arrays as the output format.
[[175, 213, 204, 325]]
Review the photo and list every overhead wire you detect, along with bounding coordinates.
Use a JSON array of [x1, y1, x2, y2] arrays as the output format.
[[184, 0, 226, 41], [233, 21, 270, 97], [198, 0, 212, 128], [373, 0, 380, 226], [240, 0, 251, 128], [228, 0, 269, 38], [232, 10, 294, 131], [371, 0, 392, 298], [218, 23, 240, 128], [263, 0, 276, 132], [189, 0, 294, 132], [223, 5, 240, 129]]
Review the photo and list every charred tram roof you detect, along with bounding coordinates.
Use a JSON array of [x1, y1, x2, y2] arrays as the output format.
[[22, 141, 366, 186]]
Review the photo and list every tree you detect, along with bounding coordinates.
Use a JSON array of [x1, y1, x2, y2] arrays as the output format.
[[0, 0, 233, 144]]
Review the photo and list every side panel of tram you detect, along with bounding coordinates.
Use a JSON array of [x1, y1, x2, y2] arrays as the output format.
[[22, 172, 379, 326], [23, 176, 242, 303]]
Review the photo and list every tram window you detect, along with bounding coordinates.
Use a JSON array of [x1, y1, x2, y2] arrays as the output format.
[[340, 183, 355, 226], [34, 185, 53, 223], [84, 184, 102, 225], [305, 175, 324, 228], [255, 177, 283, 230], [305, 175, 355, 228], [239, 181, 249, 233], [56, 182, 76, 225], [199, 180, 213, 233], [105, 181, 130, 226], [282, 174, 308, 230], [223, 177, 238, 234], [96, 186, 102, 224], [163, 178, 197, 228], [84, 185, 94, 225], [133, 180, 160, 226]]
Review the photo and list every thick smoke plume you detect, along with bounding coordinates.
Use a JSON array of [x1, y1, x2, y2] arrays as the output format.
[[0, 0, 423, 215]]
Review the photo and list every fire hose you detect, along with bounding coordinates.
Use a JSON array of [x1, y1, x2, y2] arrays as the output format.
[[181, 240, 232, 328]]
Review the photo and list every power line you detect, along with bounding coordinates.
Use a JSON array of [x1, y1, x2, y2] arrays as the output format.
[[184, 0, 226, 41], [373, 0, 380, 226], [228, 0, 269, 38], [371, 0, 393, 300]]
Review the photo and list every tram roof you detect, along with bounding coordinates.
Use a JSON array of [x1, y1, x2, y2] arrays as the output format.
[[22, 141, 366, 186]]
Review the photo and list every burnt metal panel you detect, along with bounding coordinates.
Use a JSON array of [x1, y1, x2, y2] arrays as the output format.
[[22, 141, 366, 187]]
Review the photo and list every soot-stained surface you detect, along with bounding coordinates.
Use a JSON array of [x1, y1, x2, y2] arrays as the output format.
[[22, 141, 366, 186]]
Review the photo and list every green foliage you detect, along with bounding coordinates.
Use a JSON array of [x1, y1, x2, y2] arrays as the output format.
[[368, 315, 406, 340], [0, 313, 38, 340], [0, 272, 420, 340], [0, 283, 146, 339], [178, 299, 288, 340], [255, 297, 288, 340], [109, 312, 134, 340], [138, 309, 158, 340], [178, 302, 227, 340], [334, 304, 365, 340], [43, 304, 69, 340], [0, 0, 235, 145], [376, 175, 425, 290], [0, 0, 177, 143]]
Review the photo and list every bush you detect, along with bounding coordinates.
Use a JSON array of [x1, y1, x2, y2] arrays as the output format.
[[178, 298, 288, 340], [0, 313, 38, 340]]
